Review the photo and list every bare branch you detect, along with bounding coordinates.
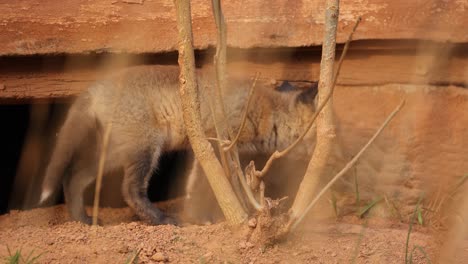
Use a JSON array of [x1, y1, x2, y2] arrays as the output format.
[[224, 72, 260, 152], [254, 17, 361, 178], [291, 99, 406, 230], [175, 0, 247, 225], [289, 0, 340, 223]]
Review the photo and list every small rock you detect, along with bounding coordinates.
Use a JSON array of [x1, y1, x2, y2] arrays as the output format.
[[118, 245, 130, 254], [239, 241, 247, 249], [248, 218, 257, 228], [203, 252, 213, 259], [152, 252, 168, 262]]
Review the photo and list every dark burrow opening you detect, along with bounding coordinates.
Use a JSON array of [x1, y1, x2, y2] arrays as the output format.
[[0, 101, 190, 215]]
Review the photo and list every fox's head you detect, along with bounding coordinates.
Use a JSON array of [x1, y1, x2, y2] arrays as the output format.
[[231, 79, 318, 158]]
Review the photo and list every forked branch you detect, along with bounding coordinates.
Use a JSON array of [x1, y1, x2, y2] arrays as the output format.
[[254, 17, 362, 179]]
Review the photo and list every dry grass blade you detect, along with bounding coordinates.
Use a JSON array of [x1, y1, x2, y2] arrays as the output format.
[[291, 99, 406, 230], [358, 196, 383, 218], [409, 245, 432, 264], [124, 248, 141, 264], [350, 219, 368, 264], [405, 194, 425, 264], [92, 123, 112, 226]]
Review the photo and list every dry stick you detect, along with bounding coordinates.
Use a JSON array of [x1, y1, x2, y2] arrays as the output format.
[[207, 137, 231, 145], [127, 248, 142, 264], [291, 99, 406, 230], [92, 83, 125, 225], [224, 72, 260, 152], [254, 17, 361, 178], [92, 123, 112, 226], [174, 0, 247, 225]]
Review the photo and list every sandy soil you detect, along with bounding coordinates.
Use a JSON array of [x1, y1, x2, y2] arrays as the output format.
[[1, 201, 463, 264]]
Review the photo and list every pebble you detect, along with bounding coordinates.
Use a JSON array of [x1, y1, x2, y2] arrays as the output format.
[[248, 218, 257, 228], [151, 252, 168, 262]]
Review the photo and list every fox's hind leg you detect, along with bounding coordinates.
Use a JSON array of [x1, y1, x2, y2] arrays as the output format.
[[122, 146, 176, 225], [63, 164, 97, 225]]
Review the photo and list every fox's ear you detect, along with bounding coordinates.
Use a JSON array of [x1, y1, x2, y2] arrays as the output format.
[[295, 82, 318, 106], [275, 81, 298, 92]]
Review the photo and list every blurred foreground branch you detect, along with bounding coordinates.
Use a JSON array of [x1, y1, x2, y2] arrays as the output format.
[[174, 0, 247, 225]]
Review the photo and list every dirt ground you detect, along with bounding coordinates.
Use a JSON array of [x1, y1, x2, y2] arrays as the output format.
[[1, 200, 466, 264], [2, 86, 468, 263]]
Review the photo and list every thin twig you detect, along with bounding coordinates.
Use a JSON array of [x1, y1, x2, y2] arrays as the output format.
[[207, 86, 231, 178], [224, 72, 260, 152], [207, 137, 231, 145], [254, 17, 362, 178], [291, 99, 406, 230], [332, 16, 361, 88], [211, 0, 233, 139]]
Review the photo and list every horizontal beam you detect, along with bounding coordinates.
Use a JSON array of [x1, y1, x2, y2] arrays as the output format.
[[0, 0, 467, 55], [0, 45, 466, 99]]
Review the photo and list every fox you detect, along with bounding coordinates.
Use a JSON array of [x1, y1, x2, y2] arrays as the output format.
[[40, 65, 318, 225]]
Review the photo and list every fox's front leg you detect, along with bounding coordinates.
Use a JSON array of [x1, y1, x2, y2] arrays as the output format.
[[121, 146, 176, 225]]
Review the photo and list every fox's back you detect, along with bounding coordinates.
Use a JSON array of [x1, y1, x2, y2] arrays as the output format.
[[86, 66, 187, 152]]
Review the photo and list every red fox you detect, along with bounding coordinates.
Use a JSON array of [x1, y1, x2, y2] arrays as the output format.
[[40, 65, 317, 225]]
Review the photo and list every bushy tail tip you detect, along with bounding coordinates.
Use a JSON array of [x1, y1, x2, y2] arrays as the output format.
[[39, 189, 52, 205]]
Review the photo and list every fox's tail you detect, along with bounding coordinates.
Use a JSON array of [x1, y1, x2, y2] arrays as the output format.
[[40, 93, 95, 204]]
